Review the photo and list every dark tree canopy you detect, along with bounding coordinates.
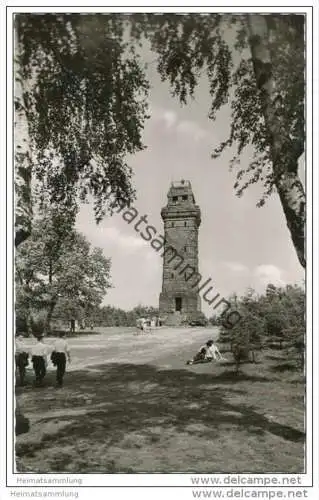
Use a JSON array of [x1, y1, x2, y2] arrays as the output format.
[[15, 13, 150, 224]]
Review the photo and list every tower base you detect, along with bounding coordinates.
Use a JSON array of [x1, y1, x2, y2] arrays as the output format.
[[159, 291, 201, 326]]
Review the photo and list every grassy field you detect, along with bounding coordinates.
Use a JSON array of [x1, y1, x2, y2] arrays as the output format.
[[15, 326, 305, 473]]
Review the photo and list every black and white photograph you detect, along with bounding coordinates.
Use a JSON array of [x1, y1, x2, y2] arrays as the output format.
[[2, 2, 319, 499]]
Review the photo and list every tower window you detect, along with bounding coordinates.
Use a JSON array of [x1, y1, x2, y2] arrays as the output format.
[[172, 196, 178, 202], [184, 221, 187, 227], [182, 195, 188, 201], [171, 273, 174, 278], [172, 222, 174, 227], [184, 246, 187, 252]]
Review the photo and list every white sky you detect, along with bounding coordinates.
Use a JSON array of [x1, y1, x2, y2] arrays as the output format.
[[75, 47, 305, 316]]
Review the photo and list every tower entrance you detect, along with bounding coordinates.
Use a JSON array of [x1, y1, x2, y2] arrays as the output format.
[[175, 297, 182, 312]]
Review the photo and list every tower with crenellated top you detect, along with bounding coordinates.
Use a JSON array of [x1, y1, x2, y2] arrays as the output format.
[[159, 180, 201, 326]]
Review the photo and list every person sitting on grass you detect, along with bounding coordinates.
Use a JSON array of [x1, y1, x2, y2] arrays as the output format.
[[186, 344, 208, 365], [205, 340, 224, 361], [186, 340, 224, 365]]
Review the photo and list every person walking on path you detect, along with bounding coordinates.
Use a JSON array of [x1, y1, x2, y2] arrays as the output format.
[[15, 334, 29, 386], [31, 335, 50, 386], [52, 332, 71, 388], [135, 318, 146, 335]]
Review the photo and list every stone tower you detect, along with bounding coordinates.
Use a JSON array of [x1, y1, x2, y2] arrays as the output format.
[[159, 180, 201, 326]]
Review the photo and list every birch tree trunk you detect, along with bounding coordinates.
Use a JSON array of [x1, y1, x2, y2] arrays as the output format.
[[14, 23, 33, 248], [14, 20, 33, 439], [247, 14, 305, 268]]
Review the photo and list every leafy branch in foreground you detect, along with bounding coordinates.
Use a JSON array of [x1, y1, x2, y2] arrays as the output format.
[[130, 13, 305, 267], [15, 13, 150, 245]]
